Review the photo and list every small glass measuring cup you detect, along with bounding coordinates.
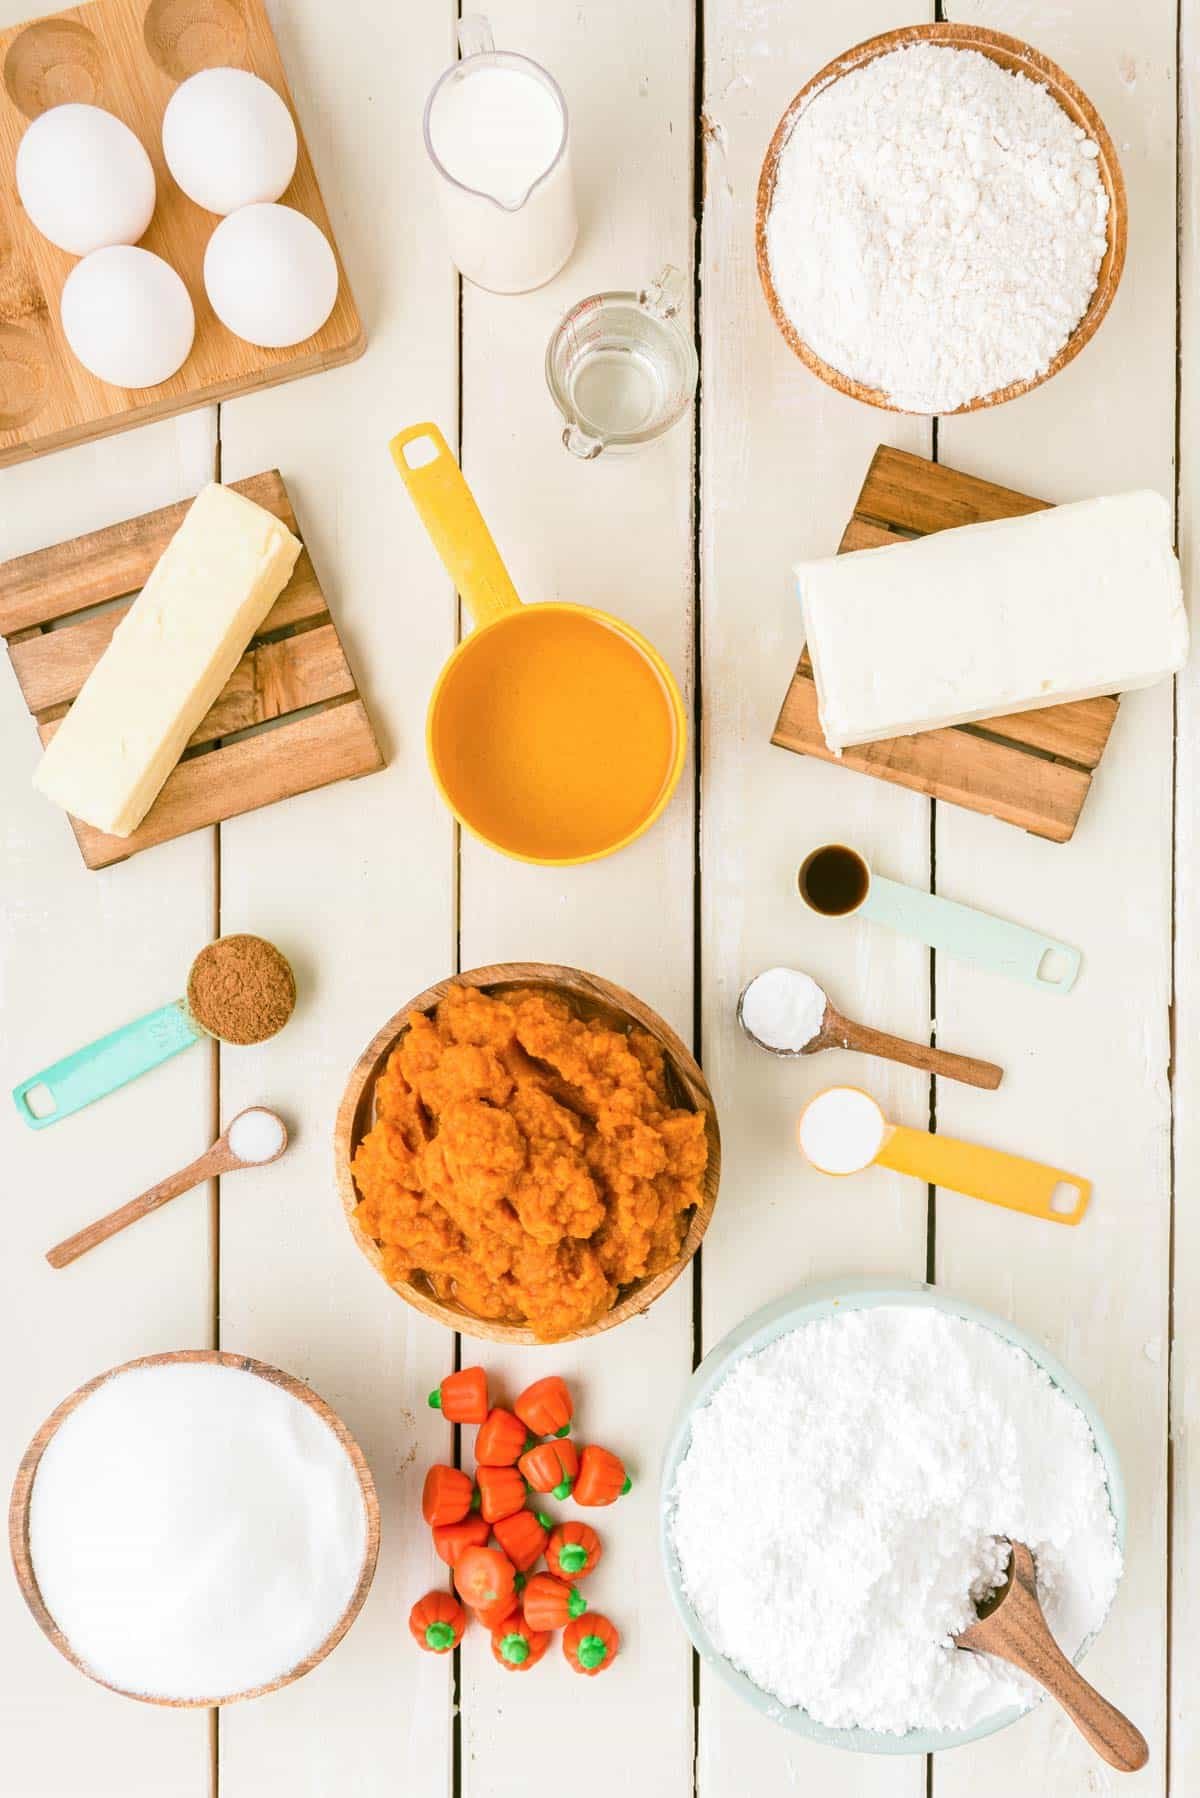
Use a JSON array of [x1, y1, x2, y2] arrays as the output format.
[[424, 15, 577, 294], [546, 265, 698, 458]]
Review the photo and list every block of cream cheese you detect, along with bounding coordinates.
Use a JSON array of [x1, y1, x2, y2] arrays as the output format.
[[33, 483, 302, 836], [798, 491, 1188, 752]]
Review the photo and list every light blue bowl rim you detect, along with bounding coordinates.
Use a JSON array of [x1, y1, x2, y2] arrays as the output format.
[[658, 1275, 1126, 1757]]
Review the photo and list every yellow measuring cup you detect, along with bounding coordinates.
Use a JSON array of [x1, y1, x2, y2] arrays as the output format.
[[390, 422, 686, 865], [796, 1085, 1090, 1225]]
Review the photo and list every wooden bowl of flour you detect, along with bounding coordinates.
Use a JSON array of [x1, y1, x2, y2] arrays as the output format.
[[9, 1350, 380, 1706], [755, 23, 1127, 414]]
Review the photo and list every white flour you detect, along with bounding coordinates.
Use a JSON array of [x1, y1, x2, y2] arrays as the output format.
[[668, 1306, 1122, 1735], [765, 45, 1109, 412]]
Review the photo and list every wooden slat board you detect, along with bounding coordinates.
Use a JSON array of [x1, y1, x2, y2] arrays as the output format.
[[0, 0, 363, 469], [771, 446, 1121, 842], [0, 469, 383, 867]]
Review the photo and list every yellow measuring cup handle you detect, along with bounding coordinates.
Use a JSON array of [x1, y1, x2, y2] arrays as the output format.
[[875, 1126, 1091, 1226], [390, 422, 523, 629]]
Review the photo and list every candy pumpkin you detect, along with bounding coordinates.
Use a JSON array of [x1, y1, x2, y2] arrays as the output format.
[[422, 1463, 477, 1527], [573, 1444, 631, 1507], [492, 1614, 550, 1672], [492, 1507, 552, 1573], [409, 1590, 466, 1654], [475, 1407, 535, 1467], [476, 1464, 528, 1523], [546, 1521, 602, 1581], [518, 1438, 578, 1499], [523, 1571, 587, 1632], [454, 1545, 516, 1613], [475, 1588, 521, 1630], [514, 1375, 573, 1438], [428, 1366, 489, 1424], [432, 1514, 490, 1567], [563, 1613, 619, 1675]]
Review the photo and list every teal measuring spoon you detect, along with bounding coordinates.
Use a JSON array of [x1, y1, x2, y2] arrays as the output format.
[[797, 843, 1081, 994], [13, 936, 295, 1129]]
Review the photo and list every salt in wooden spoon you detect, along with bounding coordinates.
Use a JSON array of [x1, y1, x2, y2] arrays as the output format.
[[738, 967, 1002, 1090], [46, 1107, 288, 1270], [955, 1540, 1148, 1773]]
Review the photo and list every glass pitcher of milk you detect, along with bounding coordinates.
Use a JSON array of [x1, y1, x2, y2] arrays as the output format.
[[424, 15, 578, 293]]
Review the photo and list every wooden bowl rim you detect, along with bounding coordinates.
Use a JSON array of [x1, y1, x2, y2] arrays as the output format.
[[334, 962, 722, 1345], [8, 1349, 381, 1708], [754, 22, 1129, 415]]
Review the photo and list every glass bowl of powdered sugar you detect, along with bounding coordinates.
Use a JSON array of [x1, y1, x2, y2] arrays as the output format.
[[755, 23, 1127, 415], [660, 1277, 1125, 1753]]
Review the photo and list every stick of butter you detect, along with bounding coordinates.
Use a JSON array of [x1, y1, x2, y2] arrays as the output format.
[[33, 483, 302, 837], [798, 491, 1188, 753]]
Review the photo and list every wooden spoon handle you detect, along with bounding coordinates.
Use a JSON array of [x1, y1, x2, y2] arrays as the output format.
[[832, 1017, 1003, 1090], [46, 1147, 227, 1269]]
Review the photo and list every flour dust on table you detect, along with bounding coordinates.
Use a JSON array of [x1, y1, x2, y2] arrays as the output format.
[[765, 44, 1110, 411], [668, 1306, 1121, 1735]]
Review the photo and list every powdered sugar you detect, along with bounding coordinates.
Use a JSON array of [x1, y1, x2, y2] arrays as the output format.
[[765, 44, 1109, 412], [667, 1304, 1122, 1736]]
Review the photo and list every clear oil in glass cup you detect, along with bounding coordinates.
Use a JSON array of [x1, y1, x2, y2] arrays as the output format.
[[545, 266, 698, 458]]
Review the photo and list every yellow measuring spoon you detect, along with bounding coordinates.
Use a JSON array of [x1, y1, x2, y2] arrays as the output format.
[[796, 1086, 1090, 1225]]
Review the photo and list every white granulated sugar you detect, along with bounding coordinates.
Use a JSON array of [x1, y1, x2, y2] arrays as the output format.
[[741, 966, 826, 1051], [765, 45, 1110, 412], [30, 1363, 368, 1700], [668, 1306, 1122, 1735]]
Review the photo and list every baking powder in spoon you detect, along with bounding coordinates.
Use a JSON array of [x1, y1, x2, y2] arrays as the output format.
[[741, 967, 827, 1051]]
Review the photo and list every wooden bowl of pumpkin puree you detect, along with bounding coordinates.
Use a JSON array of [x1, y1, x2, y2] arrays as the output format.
[[334, 964, 721, 1344]]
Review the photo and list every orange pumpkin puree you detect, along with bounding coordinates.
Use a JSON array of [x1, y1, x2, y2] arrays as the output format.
[[351, 984, 708, 1341]]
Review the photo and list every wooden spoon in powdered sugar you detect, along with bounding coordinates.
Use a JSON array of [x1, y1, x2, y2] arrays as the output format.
[[955, 1541, 1147, 1772]]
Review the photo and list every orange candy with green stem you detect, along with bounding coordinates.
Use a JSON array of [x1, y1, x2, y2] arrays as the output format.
[[523, 1571, 588, 1632], [422, 1464, 478, 1527], [564, 1613, 619, 1675], [514, 1375, 573, 1438], [476, 1464, 528, 1523], [454, 1544, 516, 1612], [475, 1407, 535, 1467], [475, 1585, 521, 1629], [428, 1366, 489, 1424], [409, 1591, 466, 1654], [432, 1514, 490, 1567], [492, 1507, 552, 1573], [519, 1438, 578, 1498], [573, 1444, 631, 1507], [546, 1521, 602, 1581], [492, 1614, 550, 1672]]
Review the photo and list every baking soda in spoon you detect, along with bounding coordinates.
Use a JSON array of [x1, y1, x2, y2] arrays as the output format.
[[740, 967, 827, 1051]]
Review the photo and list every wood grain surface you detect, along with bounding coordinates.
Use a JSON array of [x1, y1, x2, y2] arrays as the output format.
[[0, 0, 363, 467]]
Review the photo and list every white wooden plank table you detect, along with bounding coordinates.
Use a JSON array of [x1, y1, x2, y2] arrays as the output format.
[[0, 1, 1189, 1794]]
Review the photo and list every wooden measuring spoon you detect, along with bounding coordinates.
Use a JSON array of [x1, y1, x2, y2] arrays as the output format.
[[46, 1107, 288, 1270], [956, 1541, 1148, 1773], [737, 971, 1002, 1090]]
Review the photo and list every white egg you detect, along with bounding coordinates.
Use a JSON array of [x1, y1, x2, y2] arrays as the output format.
[[204, 204, 338, 348], [61, 247, 194, 387], [163, 68, 297, 216], [16, 104, 156, 257]]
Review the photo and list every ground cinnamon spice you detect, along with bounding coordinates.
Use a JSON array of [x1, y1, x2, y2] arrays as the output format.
[[186, 935, 296, 1046]]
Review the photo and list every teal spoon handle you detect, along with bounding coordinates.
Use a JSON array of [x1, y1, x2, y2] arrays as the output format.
[[13, 1002, 203, 1129], [861, 877, 1081, 993]]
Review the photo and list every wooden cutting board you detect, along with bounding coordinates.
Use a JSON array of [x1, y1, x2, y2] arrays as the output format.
[[0, 472, 385, 868], [771, 447, 1120, 843], [0, 0, 363, 468]]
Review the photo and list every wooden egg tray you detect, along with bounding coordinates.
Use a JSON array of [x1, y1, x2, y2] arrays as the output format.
[[771, 447, 1121, 843], [0, 0, 363, 467], [0, 470, 384, 868]]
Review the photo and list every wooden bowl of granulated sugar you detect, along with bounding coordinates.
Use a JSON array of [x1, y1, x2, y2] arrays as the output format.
[[9, 1351, 379, 1706], [755, 24, 1127, 415]]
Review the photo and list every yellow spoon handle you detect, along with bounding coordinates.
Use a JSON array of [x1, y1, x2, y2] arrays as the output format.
[[390, 422, 523, 629], [875, 1126, 1090, 1225]]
